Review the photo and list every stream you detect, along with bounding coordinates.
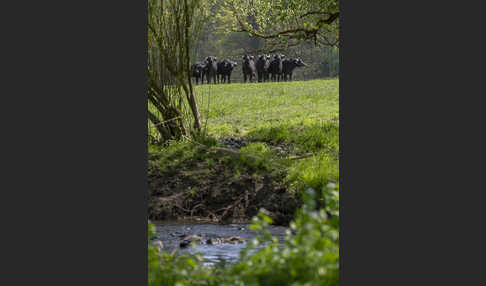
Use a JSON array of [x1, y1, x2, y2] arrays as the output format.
[[152, 220, 288, 266]]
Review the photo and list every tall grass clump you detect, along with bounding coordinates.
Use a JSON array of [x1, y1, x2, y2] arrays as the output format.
[[237, 143, 279, 171], [286, 153, 338, 193], [248, 121, 339, 155]]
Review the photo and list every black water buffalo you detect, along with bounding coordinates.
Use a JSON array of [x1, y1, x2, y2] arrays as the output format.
[[191, 62, 206, 84], [256, 55, 271, 82], [263, 55, 271, 82], [282, 58, 307, 81], [217, 59, 237, 83], [242, 55, 256, 83], [204, 56, 218, 84], [269, 54, 285, 82]]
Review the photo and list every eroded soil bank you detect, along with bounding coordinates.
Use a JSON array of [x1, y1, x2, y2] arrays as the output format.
[[148, 138, 300, 226]]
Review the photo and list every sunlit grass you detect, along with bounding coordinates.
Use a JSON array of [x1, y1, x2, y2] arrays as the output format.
[[193, 79, 339, 137], [149, 78, 339, 194]]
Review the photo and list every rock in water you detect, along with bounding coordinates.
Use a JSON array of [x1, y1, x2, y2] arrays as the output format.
[[169, 232, 184, 237], [180, 235, 203, 248], [183, 235, 203, 242], [206, 238, 222, 245], [221, 236, 245, 244], [179, 241, 190, 248]]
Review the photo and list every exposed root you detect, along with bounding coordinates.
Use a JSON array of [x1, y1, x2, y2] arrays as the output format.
[[148, 138, 300, 225]]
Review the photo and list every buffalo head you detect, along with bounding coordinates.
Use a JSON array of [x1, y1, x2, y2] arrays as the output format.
[[294, 58, 307, 67]]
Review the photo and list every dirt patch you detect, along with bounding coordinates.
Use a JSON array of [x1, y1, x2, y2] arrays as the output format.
[[148, 150, 299, 226], [218, 136, 299, 158], [219, 137, 249, 149]]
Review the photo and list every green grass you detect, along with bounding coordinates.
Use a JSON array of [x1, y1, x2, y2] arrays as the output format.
[[149, 78, 339, 195], [193, 78, 339, 137]]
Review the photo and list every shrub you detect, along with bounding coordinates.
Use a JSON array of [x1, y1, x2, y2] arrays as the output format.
[[148, 186, 339, 286]]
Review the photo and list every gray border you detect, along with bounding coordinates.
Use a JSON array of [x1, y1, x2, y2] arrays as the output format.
[[2, 1, 148, 285]]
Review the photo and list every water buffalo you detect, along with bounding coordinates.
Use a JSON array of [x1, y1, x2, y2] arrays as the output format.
[[263, 55, 271, 82], [282, 58, 307, 81], [269, 54, 285, 82], [256, 55, 271, 82], [242, 55, 256, 83], [204, 56, 218, 84], [217, 59, 237, 84], [191, 62, 206, 84]]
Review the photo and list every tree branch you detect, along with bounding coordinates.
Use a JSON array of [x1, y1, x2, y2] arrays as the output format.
[[232, 12, 339, 44]]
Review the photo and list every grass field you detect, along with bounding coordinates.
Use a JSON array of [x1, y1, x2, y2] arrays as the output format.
[[149, 78, 339, 203], [192, 78, 339, 137]]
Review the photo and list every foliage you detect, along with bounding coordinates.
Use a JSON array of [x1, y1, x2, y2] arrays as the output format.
[[191, 2, 339, 81], [286, 152, 338, 196], [148, 186, 339, 286], [219, 0, 339, 51], [147, 0, 210, 142]]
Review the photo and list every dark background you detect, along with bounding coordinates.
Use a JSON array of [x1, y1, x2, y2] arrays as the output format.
[[1, 0, 485, 285]]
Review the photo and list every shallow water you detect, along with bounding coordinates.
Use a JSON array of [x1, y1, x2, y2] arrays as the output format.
[[152, 220, 288, 266]]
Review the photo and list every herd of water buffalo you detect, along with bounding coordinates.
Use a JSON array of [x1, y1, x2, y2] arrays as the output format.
[[191, 54, 307, 84]]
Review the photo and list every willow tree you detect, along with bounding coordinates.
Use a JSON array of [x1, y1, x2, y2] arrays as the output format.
[[148, 0, 209, 142], [220, 0, 339, 52]]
